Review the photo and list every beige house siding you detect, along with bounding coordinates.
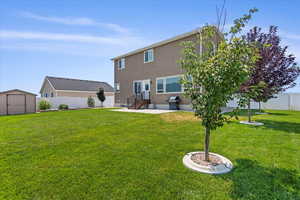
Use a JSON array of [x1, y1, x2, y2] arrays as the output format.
[[41, 80, 56, 97], [56, 91, 114, 98], [114, 34, 199, 105]]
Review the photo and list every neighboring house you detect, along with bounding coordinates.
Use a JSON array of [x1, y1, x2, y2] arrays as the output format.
[[39, 76, 114, 108], [112, 28, 216, 110]]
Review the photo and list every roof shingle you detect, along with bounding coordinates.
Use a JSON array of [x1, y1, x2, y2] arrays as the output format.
[[46, 76, 114, 92]]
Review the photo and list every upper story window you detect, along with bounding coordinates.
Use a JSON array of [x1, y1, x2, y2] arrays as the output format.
[[115, 83, 120, 92], [144, 49, 154, 63], [118, 58, 125, 70], [156, 75, 183, 94]]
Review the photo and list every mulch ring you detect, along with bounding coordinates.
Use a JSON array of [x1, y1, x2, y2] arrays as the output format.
[[191, 152, 223, 166]]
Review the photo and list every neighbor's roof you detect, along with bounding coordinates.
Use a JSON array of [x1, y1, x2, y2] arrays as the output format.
[[111, 27, 203, 60], [45, 76, 114, 92], [0, 89, 37, 96]]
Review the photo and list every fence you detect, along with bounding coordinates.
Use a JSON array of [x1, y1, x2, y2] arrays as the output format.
[[227, 93, 300, 111], [37, 96, 114, 110]]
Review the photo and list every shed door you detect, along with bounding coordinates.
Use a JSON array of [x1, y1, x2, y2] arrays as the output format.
[[7, 94, 26, 115]]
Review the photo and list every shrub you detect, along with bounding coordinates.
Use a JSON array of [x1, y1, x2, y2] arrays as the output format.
[[59, 104, 69, 110], [39, 100, 51, 110], [87, 96, 95, 107], [96, 87, 106, 107]]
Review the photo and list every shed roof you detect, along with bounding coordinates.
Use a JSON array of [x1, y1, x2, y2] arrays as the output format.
[[0, 89, 37, 96]]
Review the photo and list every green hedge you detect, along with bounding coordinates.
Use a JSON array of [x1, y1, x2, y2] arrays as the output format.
[[59, 104, 69, 110], [39, 100, 51, 110]]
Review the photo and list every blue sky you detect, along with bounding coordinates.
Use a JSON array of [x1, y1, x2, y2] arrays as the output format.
[[1, 0, 300, 94]]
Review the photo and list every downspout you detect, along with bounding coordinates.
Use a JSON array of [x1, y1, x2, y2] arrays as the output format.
[[198, 28, 203, 55]]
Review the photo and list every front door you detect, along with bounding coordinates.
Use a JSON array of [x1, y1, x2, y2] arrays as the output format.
[[134, 81, 142, 95], [143, 80, 150, 100], [133, 80, 150, 99]]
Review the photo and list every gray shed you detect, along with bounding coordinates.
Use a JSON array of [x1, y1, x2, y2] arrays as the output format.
[[0, 89, 37, 115]]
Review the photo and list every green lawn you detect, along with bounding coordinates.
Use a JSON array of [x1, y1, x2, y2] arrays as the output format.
[[0, 109, 299, 200]]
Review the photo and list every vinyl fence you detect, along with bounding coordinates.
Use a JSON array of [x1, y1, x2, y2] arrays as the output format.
[[37, 96, 114, 110], [227, 93, 300, 111]]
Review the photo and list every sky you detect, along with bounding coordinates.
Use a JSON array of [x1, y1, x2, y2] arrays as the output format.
[[1, 0, 300, 95]]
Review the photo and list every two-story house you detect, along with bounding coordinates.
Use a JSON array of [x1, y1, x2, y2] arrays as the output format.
[[112, 28, 211, 110]]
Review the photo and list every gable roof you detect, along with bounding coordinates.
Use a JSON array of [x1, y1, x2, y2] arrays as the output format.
[[111, 26, 224, 61], [111, 28, 202, 60], [0, 89, 37, 96], [41, 76, 114, 93]]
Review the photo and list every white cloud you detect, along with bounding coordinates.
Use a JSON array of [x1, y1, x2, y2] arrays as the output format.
[[0, 30, 145, 46], [19, 12, 129, 34], [282, 32, 300, 41], [0, 42, 111, 57], [0, 30, 154, 57]]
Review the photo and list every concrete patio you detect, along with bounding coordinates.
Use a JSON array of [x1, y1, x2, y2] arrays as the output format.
[[112, 108, 177, 114]]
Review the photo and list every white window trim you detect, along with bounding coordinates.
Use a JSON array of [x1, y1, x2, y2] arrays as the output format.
[[115, 83, 120, 93], [117, 58, 125, 70], [156, 79, 165, 94], [156, 75, 184, 94], [132, 79, 151, 94], [144, 49, 154, 63], [133, 80, 141, 94]]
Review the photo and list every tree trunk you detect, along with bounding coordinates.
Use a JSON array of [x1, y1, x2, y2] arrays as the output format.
[[259, 101, 261, 113], [101, 101, 103, 107], [204, 127, 210, 161], [248, 100, 251, 123]]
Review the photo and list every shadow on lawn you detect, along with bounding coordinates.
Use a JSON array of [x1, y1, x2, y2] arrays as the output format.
[[220, 159, 300, 200], [266, 112, 290, 116], [257, 120, 300, 134]]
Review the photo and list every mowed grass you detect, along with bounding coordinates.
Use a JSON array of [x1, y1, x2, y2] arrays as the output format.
[[0, 109, 300, 200]]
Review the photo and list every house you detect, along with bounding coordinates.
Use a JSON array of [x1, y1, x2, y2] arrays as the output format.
[[39, 76, 114, 108], [112, 27, 217, 110]]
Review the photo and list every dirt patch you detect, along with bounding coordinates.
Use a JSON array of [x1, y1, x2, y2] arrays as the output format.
[[160, 112, 199, 122], [191, 152, 223, 166]]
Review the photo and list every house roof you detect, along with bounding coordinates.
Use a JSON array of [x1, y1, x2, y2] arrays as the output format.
[[111, 27, 203, 60], [43, 76, 114, 93], [0, 89, 37, 96]]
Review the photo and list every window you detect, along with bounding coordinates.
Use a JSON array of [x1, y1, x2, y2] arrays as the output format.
[[115, 83, 120, 92], [118, 58, 125, 69], [157, 79, 164, 93], [144, 49, 154, 63], [45, 93, 48, 98], [51, 92, 54, 97], [133, 82, 142, 94], [166, 77, 182, 93], [183, 75, 193, 91], [156, 76, 183, 94]]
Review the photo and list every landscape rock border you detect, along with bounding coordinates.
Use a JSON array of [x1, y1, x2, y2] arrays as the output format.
[[240, 121, 264, 126], [183, 151, 233, 174], [255, 112, 268, 115]]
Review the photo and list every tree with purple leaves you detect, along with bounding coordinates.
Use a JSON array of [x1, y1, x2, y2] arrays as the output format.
[[240, 26, 300, 112]]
